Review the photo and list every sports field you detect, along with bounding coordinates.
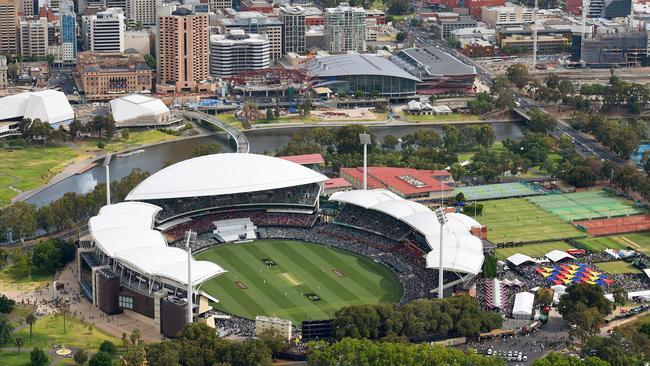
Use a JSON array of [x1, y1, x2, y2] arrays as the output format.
[[527, 190, 645, 222], [195, 240, 403, 323], [479, 198, 585, 244], [576, 232, 650, 255], [494, 241, 577, 260], [594, 261, 640, 274], [455, 182, 542, 201]]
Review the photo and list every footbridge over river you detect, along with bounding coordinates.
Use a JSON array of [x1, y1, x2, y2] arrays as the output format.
[[182, 111, 250, 153]]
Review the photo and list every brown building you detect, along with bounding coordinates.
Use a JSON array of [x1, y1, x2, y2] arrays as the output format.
[[76, 51, 153, 101], [0, 0, 18, 55], [157, 7, 210, 94]]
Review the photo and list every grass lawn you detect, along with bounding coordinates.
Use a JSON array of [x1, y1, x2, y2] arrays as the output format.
[[0, 145, 78, 205], [619, 232, 650, 255], [219, 112, 388, 127], [8, 304, 38, 328], [0, 351, 30, 366], [0, 266, 53, 292], [477, 198, 585, 244], [575, 232, 650, 255], [78, 129, 179, 154], [494, 241, 577, 260], [195, 240, 402, 324], [399, 112, 481, 123], [457, 142, 507, 163], [12, 314, 121, 350], [594, 261, 640, 274]]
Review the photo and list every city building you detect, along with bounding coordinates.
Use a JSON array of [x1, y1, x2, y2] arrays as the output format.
[[0, 90, 74, 127], [19, 17, 49, 58], [464, 0, 505, 16], [209, 30, 270, 77], [588, 0, 631, 18], [500, 33, 570, 54], [59, 0, 76, 63], [20, 0, 35, 17], [572, 31, 648, 67], [437, 16, 477, 40], [450, 27, 497, 56], [218, 11, 283, 60], [0, 0, 19, 55], [365, 9, 386, 24], [89, 8, 126, 53], [279, 5, 306, 54], [209, 0, 232, 12], [307, 54, 420, 99], [255, 316, 292, 340], [240, 0, 272, 13], [391, 47, 477, 95], [108, 94, 176, 127], [0, 56, 7, 91], [76, 51, 153, 101], [124, 30, 153, 55], [157, 7, 211, 93], [481, 5, 533, 26], [339, 167, 455, 202], [125, 0, 160, 28], [304, 6, 324, 26], [324, 3, 365, 53]]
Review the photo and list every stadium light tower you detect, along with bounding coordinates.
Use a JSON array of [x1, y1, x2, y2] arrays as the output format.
[[434, 207, 447, 299], [104, 154, 112, 206], [359, 133, 371, 190], [185, 230, 197, 325]]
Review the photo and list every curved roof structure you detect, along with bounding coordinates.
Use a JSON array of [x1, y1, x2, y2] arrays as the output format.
[[512, 292, 535, 317], [126, 153, 329, 201], [109, 95, 170, 123], [308, 54, 421, 82], [89, 203, 225, 286], [329, 189, 484, 275], [0, 90, 74, 126]]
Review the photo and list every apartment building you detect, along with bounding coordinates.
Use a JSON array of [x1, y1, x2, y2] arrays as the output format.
[[324, 2, 365, 53]]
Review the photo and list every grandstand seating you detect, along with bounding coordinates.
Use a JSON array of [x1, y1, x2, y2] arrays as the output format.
[[334, 204, 413, 241]]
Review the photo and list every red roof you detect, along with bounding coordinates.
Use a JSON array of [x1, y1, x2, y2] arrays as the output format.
[[324, 178, 352, 189], [341, 167, 453, 195], [279, 154, 325, 165]]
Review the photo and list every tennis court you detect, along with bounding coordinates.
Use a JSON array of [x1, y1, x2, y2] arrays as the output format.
[[479, 198, 585, 244], [455, 182, 542, 201], [574, 215, 650, 237], [527, 190, 645, 222]]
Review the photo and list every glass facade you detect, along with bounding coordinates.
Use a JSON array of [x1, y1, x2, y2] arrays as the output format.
[[60, 0, 77, 59], [322, 74, 417, 98]]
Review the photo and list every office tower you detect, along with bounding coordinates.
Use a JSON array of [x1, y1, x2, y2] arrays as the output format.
[[157, 7, 209, 92], [324, 2, 365, 53], [279, 5, 306, 54], [19, 17, 49, 57], [218, 11, 282, 60], [209, 30, 270, 77], [89, 8, 125, 53], [0, 0, 18, 55], [125, 0, 161, 28], [59, 0, 76, 62]]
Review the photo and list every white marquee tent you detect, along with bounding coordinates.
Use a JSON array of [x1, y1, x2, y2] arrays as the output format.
[[512, 292, 535, 319]]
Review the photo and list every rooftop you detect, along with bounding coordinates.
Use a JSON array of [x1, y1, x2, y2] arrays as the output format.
[[308, 54, 420, 82], [279, 153, 325, 165], [341, 167, 453, 195], [391, 47, 476, 77]]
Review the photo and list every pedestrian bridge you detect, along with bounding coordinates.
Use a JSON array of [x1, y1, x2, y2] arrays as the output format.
[[182, 111, 250, 153]]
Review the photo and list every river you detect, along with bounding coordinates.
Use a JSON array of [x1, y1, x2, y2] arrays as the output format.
[[25, 122, 524, 207]]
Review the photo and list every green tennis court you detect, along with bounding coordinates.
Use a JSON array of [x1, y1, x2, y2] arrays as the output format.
[[455, 182, 542, 201], [527, 190, 645, 222], [195, 240, 403, 324], [478, 198, 585, 244]]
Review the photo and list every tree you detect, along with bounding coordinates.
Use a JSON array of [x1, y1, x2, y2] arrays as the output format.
[[31, 239, 62, 274], [122, 329, 146, 366], [396, 32, 407, 42], [257, 328, 288, 357], [189, 143, 222, 158], [144, 54, 156, 70], [506, 63, 530, 88], [241, 101, 259, 122], [11, 250, 30, 278], [0, 314, 12, 345], [45, 54, 54, 66], [99, 340, 117, 355], [477, 124, 496, 148], [558, 283, 612, 335], [612, 287, 627, 307], [25, 313, 36, 344], [442, 125, 460, 152], [535, 288, 553, 306], [533, 352, 609, 366], [527, 109, 557, 135], [381, 135, 399, 151], [146, 341, 180, 366], [266, 108, 274, 122], [74, 350, 88, 365], [30, 347, 49, 366], [14, 336, 24, 353], [89, 351, 113, 366], [467, 92, 494, 115], [121, 128, 130, 140], [57, 301, 70, 334], [0, 201, 38, 244], [0, 294, 15, 314]]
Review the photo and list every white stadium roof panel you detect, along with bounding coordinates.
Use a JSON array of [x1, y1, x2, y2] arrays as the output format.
[[126, 153, 329, 201], [98, 201, 161, 219], [329, 190, 402, 209], [446, 212, 482, 230], [91, 228, 167, 257], [89, 213, 156, 232]]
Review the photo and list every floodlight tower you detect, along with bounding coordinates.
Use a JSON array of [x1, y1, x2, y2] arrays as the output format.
[[104, 154, 112, 206], [359, 133, 371, 190], [434, 207, 447, 299], [185, 230, 197, 324], [532, 0, 538, 68]]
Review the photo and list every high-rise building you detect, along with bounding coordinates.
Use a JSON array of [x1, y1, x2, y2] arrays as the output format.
[[19, 17, 49, 57], [59, 0, 76, 63], [125, 0, 161, 28], [218, 11, 283, 60], [279, 5, 306, 54], [20, 0, 36, 17], [209, 0, 232, 12], [588, 0, 631, 18], [0, 55, 7, 90], [324, 3, 365, 53], [89, 8, 125, 53], [209, 30, 270, 77], [157, 7, 209, 93], [0, 0, 18, 55]]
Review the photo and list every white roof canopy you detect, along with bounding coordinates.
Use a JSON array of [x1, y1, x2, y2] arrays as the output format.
[[329, 189, 485, 275], [109, 94, 170, 123], [0, 90, 74, 125], [545, 250, 575, 263], [507, 253, 535, 266], [126, 153, 329, 201], [512, 292, 535, 316]]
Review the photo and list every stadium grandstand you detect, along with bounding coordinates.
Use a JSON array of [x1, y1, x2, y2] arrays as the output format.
[[78, 153, 488, 336]]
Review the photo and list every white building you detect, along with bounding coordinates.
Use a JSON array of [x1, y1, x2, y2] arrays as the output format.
[[19, 18, 49, 58], [89, 8, 126, 53], [0, 90, 75, 127], [125, 0, 161, 28], [481, 5, 533, 27], [324, 3, 366, 53], [279, 5, 306, 54], [109, 94, 174, 127], [209, 30, 270, 77]]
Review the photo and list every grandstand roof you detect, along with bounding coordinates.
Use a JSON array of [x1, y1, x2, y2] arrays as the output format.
[[279, 153, 325, 165], [545, 250, 575, 263], [89, 203, 226, 286], [329, 189, 484, 275], [126, 153, 329, 201], [0, 90, 74, 125], [109, 94, 170, 123], [506, 253, 535, 266], [512, 292, 535, 317], [340, 167, 453, 196]]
